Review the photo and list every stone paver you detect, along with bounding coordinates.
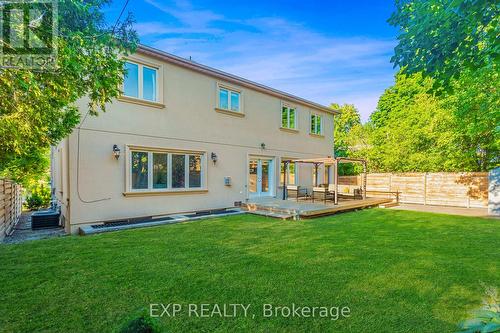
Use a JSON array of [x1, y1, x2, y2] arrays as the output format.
[[389, 203, 492, 218], [2, 211, 66, 244]]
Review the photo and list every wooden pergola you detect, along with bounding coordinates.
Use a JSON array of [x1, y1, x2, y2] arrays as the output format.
[[282, 157, 367, 205]]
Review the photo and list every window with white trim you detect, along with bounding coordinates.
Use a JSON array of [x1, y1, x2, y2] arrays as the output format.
[[310, 114, 323, 135], [123, 61, 158, 102], [130, 150, 204, 191], [218, 86, 241, 112], [281, 105, 296, 129]]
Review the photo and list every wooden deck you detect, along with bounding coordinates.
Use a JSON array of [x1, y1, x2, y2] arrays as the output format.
[[243, 197, 394, 219]]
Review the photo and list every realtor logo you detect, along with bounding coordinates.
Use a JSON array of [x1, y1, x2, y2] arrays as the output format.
[[0, 0, 58, 69]]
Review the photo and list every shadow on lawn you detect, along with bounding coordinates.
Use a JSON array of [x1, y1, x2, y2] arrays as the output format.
[[0, 210, 497, 332]]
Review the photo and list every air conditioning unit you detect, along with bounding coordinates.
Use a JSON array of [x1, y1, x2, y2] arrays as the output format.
[[31, 209, 60, 229]]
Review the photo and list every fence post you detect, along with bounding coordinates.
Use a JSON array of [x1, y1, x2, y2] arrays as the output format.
[[389, 173, 392, 197], [0, 179, 22, 239], [423, 173, 427, 206]]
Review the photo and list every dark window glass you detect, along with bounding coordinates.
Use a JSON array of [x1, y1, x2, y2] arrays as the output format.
[[172, 154, 186, 188], [289, 108, 295, 128], [189, 155, 201, 188], [281, 107, 288, 127], [131, 151, 148, 189], [153, 153, 167, 189]]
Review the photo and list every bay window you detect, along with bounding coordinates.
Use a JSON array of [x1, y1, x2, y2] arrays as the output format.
[[129, 149, 205, 191]]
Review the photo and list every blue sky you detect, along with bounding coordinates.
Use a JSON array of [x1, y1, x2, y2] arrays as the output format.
[[106, 0, 398, 122]]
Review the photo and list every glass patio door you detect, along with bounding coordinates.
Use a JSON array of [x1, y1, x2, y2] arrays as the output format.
[[248, 158, 274, 198]]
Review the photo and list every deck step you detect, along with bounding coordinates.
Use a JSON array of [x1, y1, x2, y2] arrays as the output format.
[[242, 203, 297, 216], [247, 210, 295, 220], [379, 202, 400, 208]]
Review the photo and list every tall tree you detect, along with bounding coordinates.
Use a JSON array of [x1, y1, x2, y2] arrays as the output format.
[[0, 0, 138, 185], [389, 0, 499, 85], [332, 103, 362, 156], [446, 67, 499, 170], [369, 68, 438, 128], [331, 103, 363, 175], [356, 72, 465, 172], [389, 0, 499, 170]]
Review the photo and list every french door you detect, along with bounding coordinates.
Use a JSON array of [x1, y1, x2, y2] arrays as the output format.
[[248, 158, 274, 198]]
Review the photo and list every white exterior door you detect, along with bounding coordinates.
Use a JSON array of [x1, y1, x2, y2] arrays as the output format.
[[248, 158, 274, 198]]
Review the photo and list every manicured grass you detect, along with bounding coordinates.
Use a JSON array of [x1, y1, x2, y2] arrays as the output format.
[[0, 209, 498, 332]]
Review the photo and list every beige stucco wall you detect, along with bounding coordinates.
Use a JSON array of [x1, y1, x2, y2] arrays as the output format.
[[56, 51, 334, 234], [51, 138, 70, 232]]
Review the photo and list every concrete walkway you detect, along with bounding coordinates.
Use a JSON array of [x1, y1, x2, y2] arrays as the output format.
[[2, 212, 66, 244], [389, 204, 492, 218]]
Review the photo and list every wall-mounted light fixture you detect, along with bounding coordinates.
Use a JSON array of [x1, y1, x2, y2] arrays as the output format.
[[211, 152, 218, 165], [260, 143, 266, 150], [112, 144, 121, 159]]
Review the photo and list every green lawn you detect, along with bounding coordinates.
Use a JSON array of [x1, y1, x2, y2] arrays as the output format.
[[0, 209, 498, 332]]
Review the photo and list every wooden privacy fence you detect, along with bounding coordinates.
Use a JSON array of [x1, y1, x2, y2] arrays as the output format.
[[0, 179, 22, 241], [339, 172, 488, 208]]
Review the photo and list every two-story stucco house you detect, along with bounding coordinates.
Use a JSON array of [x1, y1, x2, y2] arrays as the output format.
[[51, 45, 339, 234]]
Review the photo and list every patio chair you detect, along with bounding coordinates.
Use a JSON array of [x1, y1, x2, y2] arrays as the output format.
[[312, 186, 335, 203], [337, 185, 363, 200], [286, 185, 309, 202], [353, 188, 363, 200]]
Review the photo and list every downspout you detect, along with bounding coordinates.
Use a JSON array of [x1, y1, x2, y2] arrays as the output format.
[[50, 146, 56, 205], [65, 136, 71, 233]]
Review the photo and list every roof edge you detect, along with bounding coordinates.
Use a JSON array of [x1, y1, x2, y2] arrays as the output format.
[[137, 44, 340, 115]]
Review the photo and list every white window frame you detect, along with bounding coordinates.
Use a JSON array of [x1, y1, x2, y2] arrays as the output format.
[[122, 60, 160, 103], [217, 83, 242, 113], [310, 113, 323, 135], [127, 147, 206, 193], [281, 103, 297, 130]]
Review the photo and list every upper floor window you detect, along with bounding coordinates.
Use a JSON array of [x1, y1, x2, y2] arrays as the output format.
[[218, 85, 241, 112], [310, 114, 323, 135], [281, 105, 296, 129], [123, 61, 158, 102]]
